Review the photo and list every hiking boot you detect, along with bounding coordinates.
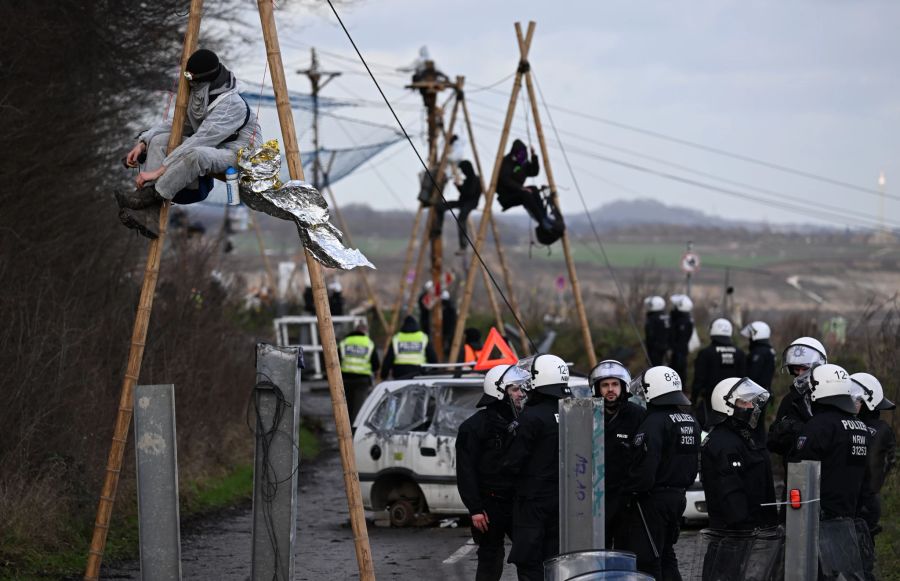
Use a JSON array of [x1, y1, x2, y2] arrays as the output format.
[[118, 203, 161, 239], [115, 186, 163, 210]]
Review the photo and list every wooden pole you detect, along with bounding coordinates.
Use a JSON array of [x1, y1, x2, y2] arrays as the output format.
[[83, 3, 202, 579], [326, 184, 389, 332], [381, 204, 423, 354], [460, 94, 529, 354], [518, 24, 596, 366], [449, 22, 536, 362], [256, 2, 376, 579]]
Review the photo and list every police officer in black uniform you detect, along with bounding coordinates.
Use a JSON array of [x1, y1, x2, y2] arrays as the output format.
[[622, 366, 700, 580], [502, 354, 572, 581], [701, 377, 777, 530], [739, 321, 776, 389], [589, 359, 645, 549], [457, 364, 528, 581], [691, 318, 745, 428], [644, 296, 671, 366], [668, 294, 694, 382], [789, 363, 874, 578], [767, 337, 827, 479]]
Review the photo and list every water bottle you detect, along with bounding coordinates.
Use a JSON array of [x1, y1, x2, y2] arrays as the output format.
[[225, 166, 240, 206]]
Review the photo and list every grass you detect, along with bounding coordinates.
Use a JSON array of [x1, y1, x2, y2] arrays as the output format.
[[876, 473, 900, 580], [0, 426, 321, 581]]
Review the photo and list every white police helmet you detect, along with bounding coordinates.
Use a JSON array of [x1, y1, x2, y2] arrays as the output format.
[[709, 318, 733, 337], [851, 372, 896, 412], [670, 294, 694, 313], [589, 360, 632, 398], [740, 321, 771, 341], [644, 296, 665, 312], [808, 364, 856, 413], [710, 377, 770, 429], [629, 366, 690, 406], [782, 337, 827, 374], [517, 354, 572, 398], [479, 364, 530, 407], [482, 365, 511, 402]]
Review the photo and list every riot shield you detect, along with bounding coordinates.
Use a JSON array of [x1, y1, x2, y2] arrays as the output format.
[[744, 526, 784, 581], [854, 517, 875, 581], [689, 528, 754, 581], [818, 517, 864, 581], [543, 550, 637, 581]]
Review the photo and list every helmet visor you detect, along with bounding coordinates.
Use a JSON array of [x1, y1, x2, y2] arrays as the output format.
[[628, 375, 649, 409], [782, 344, 826, 371], [848, 381, 866, 409], [728, 378, 770, 408], [498, 365, 531, 393], [514, 356, 538, 391], [590, 360, 631, 387]]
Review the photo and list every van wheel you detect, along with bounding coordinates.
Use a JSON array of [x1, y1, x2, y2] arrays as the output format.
[[389, 499, 415, 527]]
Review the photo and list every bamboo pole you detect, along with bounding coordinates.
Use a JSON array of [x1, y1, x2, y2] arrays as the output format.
[[83, 3, 202, 579], [256, 2, 375, 579], [449, 22, 536, 362], [381, 204, 423, 354], [518, 25, 596, 366], [326, 184, 389, 332], [460, 94, 529, 354]]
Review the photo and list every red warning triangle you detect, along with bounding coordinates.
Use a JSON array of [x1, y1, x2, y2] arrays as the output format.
[[474, 327, 519, 371]]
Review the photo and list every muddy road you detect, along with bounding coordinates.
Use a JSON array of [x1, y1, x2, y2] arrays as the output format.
[[101, 381, 700, 580]]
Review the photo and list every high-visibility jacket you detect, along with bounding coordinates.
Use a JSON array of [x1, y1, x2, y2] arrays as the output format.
[[392, 331, 428, 366], [339, 335, 375, 376], [463, 344, 481, 363]]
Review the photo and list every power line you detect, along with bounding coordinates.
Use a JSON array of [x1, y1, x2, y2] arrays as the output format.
[[325, 0, 538, 353]]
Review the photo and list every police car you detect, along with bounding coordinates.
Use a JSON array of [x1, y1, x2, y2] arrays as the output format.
[[352, 373, 708, 526]]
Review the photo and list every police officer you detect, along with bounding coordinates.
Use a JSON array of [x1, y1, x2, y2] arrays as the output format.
[[701, 377, 777, 530], [502, 354, 572, 581], [739, 321, 776, 389], [851, 372, 896, 538], [337, 322, 379, 423], [622, 366, 700, 580], [789, 364, 874, 578], [767, 337, 827, 474], [589, 359, 645, 549], [691, 318, 745, 428], [380, 315, 438, 380], [644, 296, 671, 366], [667, 295, 694, 382], [456, 364, 529, 581]]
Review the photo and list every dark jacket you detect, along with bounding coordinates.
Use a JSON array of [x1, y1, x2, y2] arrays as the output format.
[[701, 420, 777, 529], [456, 401, 518, 515], [668, 310, 693, 355], [455, 160, 482, 206], [767, 386, 813, 458], [861, 410, 897, 494], [746, 339, 776, 389], [380, 316, 438, 380], [497, 139, 539, 196], [789, 404, 872, 519], [606, 401, 647, 492], [645, 311, 671, 366], [501, 393, 560, 499], [623, 404, 700, 494], [691, 338, 746, 402]]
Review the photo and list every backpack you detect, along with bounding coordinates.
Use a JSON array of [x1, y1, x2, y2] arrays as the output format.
[[534, 194, 565, 246]]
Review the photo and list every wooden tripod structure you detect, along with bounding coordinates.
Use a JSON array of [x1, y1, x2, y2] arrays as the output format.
[[85, 2, 376, 579], [448, 22, 597, 367]]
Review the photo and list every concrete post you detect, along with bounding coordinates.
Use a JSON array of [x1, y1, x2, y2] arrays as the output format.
[[559, 398, 605, 552], [251, 344, 302, 581], [133, 384, 182, 581], [784, 460, 820, 581]]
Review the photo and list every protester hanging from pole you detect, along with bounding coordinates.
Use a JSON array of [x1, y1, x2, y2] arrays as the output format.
[[431, 160, 483, 255], [118, 49, 259, 239], [496, 139, 545, 224]]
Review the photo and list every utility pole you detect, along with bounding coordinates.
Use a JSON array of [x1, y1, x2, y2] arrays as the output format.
[[297, 48, 341, 190], [407, 59, 453, 360], [878, 170, 886, 239]]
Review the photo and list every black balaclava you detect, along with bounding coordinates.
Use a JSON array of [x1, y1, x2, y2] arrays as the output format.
[[186, 49, 221, 82]]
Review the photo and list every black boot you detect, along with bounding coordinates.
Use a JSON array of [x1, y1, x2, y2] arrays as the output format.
[[118, 203, 161, 239], [115, 186, 163, 210]]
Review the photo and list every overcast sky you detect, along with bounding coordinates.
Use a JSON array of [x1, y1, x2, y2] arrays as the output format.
[[216, 0, 900, 228]]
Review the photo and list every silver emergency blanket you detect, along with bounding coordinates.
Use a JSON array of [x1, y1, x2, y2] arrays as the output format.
[[237, 140, 374, 270]]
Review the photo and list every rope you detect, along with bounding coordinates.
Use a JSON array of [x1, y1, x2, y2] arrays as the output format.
[[326, 0, 537, 353], [532, 70, 652, 366], [250, 60, 269, 148]]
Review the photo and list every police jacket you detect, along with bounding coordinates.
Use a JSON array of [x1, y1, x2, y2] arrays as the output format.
[[746, 339, 776, 389], [456, 401, 518, 515], [380, 316, 438, 380], [338, 331, 380, 377], [623, 404, 700, 494], [767, 387, 813, 457], [497, 139, 539, 195], [645, 311, 671, 365], [789, 404, 872, 519], [668, 310, 694, 355], [691, 338, 746, 401], [861, 412, 897, 494], [701, 420, 777, 530], [605, 401, 646, 491], [501, 393, 560, 499]]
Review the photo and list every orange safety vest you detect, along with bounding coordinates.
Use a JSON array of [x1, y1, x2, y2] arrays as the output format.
[[463, 344, 481, 363]]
